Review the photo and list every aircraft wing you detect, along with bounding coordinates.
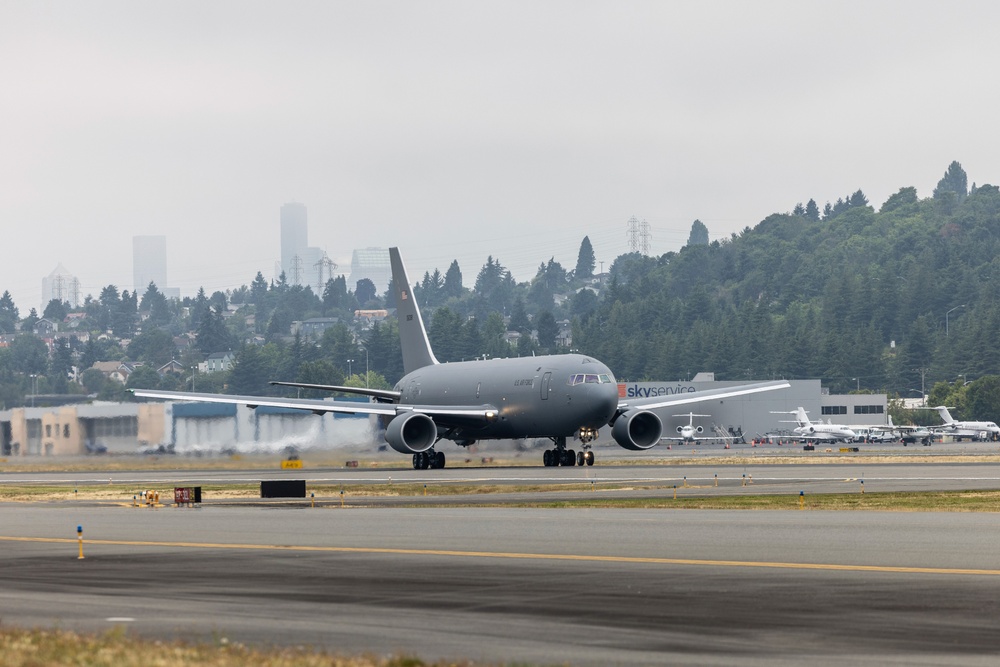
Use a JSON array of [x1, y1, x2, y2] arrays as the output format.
[[131, 389, 498, 423], [618, 380, 790, 412], [268, 381, 401, 402]]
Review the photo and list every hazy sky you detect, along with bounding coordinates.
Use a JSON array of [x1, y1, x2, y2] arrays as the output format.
[[3, 1, 1000, 310]]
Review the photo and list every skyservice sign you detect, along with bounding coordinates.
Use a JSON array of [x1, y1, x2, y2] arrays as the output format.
[[617, 383, 697, 399]]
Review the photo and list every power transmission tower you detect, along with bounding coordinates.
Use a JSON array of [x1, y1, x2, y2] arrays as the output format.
[[290, 254, 303, 285], [626, 215, 651, 255], [314, 252, 338, 294]]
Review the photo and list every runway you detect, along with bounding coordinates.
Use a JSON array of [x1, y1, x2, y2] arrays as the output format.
[[8, 459, 1000, 499], [3, 504, 1000, 665]]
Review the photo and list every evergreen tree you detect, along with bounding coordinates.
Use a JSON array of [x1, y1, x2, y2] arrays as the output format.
[[443, 260, 464, 299], [535, 310, 558, 350], [575, 236, 596, 279], [933, 160, 968, 200], [195, 305, 234, 354], [686, 220, 709, 246], [227, 344, 273, 395], [0, 291, 17, 334], [805, 199, 820, 220], [355, 278, 377, 306]]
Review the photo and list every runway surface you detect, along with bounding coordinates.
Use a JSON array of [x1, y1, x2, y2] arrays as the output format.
[[3, 503, 1000, 665], [8, 458, 1000, 500]]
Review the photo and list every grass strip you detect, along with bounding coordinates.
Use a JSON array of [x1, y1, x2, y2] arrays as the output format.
[[0, 626, 504, 667]]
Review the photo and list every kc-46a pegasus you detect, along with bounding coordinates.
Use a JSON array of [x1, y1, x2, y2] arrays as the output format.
[[133, 248, 789, 469]]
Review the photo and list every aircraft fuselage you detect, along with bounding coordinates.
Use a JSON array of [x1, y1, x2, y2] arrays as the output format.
[[392, 354, 619, 441]]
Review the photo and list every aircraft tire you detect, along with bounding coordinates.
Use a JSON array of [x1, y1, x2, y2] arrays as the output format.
[[576, 451, 585, 466], [543, 450, 552, 466], [435, 451, 446, 469], [585, 451, 595, 466], [566, 449, 576, 466], [412, 453, 421, 470]]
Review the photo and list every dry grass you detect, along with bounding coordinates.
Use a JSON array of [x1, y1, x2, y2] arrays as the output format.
[[529, 489, 1000, 512], [0, 627, 504, 667]]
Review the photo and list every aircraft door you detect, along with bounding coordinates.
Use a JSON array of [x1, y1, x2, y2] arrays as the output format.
[[540, 372, 551, 400]]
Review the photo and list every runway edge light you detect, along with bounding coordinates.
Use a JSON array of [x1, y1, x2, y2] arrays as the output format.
[[77, 525, 84, 560]]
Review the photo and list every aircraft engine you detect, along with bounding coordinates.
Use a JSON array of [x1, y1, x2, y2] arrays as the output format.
[[807, 426, 816, 434], [676, 425, 684, 434], [611, 409, 663, 450], [696, 425, 704, 434], [384, 412, 438, 454]]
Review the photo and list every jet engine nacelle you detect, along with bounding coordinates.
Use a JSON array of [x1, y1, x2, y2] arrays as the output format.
[[384, 412, 438, 454], [612, 409, 663, 450], [807, 426, 816, 434], [696, 425, 704, 434]]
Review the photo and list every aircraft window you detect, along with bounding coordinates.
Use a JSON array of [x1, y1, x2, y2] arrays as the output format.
[[568, 373, 616, 385]]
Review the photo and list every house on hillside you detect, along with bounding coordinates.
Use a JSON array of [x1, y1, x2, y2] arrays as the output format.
[[204, 351, 235, 373]]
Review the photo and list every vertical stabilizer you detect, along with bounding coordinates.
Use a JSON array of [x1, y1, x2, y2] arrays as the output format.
[[390, 248, 439, 374], [795, 407, 811, 427], [934, 406, 956, 425]]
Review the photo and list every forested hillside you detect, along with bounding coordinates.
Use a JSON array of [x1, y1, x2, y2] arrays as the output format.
[[575, 161, 1000, 400], [4, 161, 999, 423]]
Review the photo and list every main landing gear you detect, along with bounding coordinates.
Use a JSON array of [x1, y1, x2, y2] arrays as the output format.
[[542, 436, 595, 467], [412, 449, 446, 470]]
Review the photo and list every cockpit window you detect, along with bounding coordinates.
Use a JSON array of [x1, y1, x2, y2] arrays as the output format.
[[567, 373, 615, 386]]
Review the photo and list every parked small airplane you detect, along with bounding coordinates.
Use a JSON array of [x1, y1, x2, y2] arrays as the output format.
[[663, 412, 712, 444], [773, 407, 856, 443], [927, 406, 1000, 441], [134, 248, 789, 468], [886, 416, 933, 446]]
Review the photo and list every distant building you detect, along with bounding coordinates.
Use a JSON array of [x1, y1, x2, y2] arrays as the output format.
[[280, 202, 308, 283], [293, 317, 340, 339], [133, 236, 168, 297], [204, 351, 236, 373], [348, 247, 391, 294], [280, 202, 329, 288], [41, 263, 80, 309]]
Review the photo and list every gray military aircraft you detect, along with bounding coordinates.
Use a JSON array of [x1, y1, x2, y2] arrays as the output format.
[[133, 248, 789, 469]]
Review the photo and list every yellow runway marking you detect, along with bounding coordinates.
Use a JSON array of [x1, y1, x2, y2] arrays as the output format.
[[2, 535, 998, 577]]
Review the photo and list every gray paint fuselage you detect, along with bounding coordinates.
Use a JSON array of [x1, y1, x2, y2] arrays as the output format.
[[394, 354, 619, 440]]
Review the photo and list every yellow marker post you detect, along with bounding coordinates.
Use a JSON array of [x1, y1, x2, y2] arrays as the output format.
[[591, 480, 595, 493], [340, 489, 344, 508], [683, 476, 688, 488], [673, 485, 677, 500], [76, 525, 84, 560], [742, 474, 746, 487], [311, 492, 315, 508], [714, 474, 718, 487], [423, 484, 427, 496], [799, 491, 805, 510], [861, 480, 865, 495]]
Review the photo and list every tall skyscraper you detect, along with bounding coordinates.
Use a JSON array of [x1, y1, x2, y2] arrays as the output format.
[[280, 202, 308, 284], [133, 236, 168, 296]]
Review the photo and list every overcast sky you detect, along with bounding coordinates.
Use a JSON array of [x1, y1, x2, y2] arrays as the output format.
[[2, 1, 999, 310]]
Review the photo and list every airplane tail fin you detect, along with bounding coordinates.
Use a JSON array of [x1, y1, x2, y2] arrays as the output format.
[[934, 406, 955, 424], [390, 247, 439, 374], [795, 407, 810, 426]]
